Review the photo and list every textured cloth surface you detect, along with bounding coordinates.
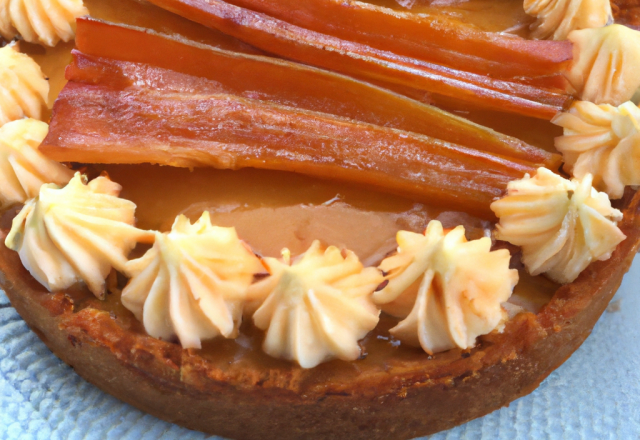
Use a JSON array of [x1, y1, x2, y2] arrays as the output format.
[[1, 260, 639, 440]]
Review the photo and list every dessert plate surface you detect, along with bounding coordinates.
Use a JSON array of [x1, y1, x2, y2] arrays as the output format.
[[1, 259, 639, 440]]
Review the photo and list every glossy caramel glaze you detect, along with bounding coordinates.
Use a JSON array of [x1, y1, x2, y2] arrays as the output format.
[[368, 0, 535, 35], [69, 163, 558, 367]]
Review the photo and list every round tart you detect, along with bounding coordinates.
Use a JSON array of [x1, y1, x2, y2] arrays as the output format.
[[2, 0, 640, 438]]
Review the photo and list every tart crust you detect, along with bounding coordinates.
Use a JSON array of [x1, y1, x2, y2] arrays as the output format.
[[612, 0, 640, 26], [1, 189, 639, 440]]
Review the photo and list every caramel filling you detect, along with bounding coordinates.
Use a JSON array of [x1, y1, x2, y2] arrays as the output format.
[[81, 164, 557, 354]]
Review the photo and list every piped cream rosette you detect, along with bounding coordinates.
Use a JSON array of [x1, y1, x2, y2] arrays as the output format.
[[0, 0, 88, 46], [249, 241, 382, 368], [491, 168, 626, 284], [121, 212, 264, 349], [524, 0, 612, 41], [565, 25, 640, 106], [374, 221, 517, 355], [553, 101, 640, 199], [0, 118, 72, 208], [0, 43, 49, 126], [5, 173, 154, 298]]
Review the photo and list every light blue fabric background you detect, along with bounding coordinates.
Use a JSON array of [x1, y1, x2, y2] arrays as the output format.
[[1, 258, 639, 440]]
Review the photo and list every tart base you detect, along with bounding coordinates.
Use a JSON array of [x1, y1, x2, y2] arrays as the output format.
[[1, 189, 640, 440]]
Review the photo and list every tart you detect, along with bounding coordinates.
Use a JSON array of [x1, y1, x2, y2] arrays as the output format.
[[1, 0, 640, 439]]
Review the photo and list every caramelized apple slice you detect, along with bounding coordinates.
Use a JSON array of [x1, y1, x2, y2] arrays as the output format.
[[84, 0, 262, 54], [145, 0, 571, 119], [222, 0, 573, 80], [71, 18, 559, 167], [41, 83, 535, 218]]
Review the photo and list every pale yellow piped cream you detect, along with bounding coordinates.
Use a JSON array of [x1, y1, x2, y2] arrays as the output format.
[[122, 212, 264, 349], [0, 118, 72, 208], [374, 221, 517, 355], [0, 0, 88, 46], [250, 241, 382, 368], [524, 0, 612, 40], [0, 43, 49, 126], [5, 173, 154, 298], [491, 168, 626, 284], [552, 100, 640, 199], [566, 25, 640, 105]]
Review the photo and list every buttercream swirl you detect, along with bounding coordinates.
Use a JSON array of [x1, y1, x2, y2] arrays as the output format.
[[0, 43, 49, 126], [0, 118, 72, 208], [552, 100, 640, 199], [566, 25, 640, 105], [122, 212, 264, 349], [250, 241, 382, 368], [374, 221, 517, 355], [524, 0, 612, 40], [0, 0, 88, 46], [491, 168, 626, 284], [5, 173, 153, 298]]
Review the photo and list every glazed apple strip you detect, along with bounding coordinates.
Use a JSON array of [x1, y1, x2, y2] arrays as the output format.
[[41, 83, 535, 218], [144, 0, 571, 119], [66, 53, 560, 170], [70, 18, 559, 167], [222, 0, 572, 80], [83, 0, 262, 55]]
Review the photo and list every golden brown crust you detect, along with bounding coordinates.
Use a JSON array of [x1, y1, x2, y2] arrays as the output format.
[[613, 0, 640, 27], [2, 189, 640, 440]]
